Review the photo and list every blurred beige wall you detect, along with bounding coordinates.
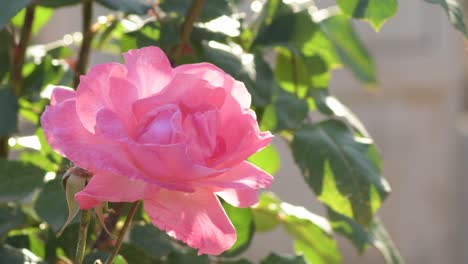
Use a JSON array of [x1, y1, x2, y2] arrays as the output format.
[[38, 1, 468, 263], [249, 1, 467, 263]]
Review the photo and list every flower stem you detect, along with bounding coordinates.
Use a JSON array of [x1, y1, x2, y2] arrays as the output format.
[[75, 210, 91, 264], [11, 0, 37, 97], [0, 0, 37, 159], [170, 0, 205, 62], [93, 203, 125, 250], [105, 201, 140, 264], [73, 0, 94, 87]]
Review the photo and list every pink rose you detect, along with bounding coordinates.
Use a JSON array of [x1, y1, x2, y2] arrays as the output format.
[[41, 47, 273, 255]]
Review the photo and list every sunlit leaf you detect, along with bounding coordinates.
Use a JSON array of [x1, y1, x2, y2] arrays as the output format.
[[337, 0, 398, 30], [11, 6, 53, 35], [252, 192, 281, 232], [319, 14, 376, 84], [425, 0, 467, 37], [260, 253, 307, 264], [222, 203, 254, 257], [248, 145, 280, 175], [0, 244, 45, 264], [292, 119, 391, 225], [281, 203, 341, 264], [327, 208, 403, 263], [0, 0, 32, 29], [6, 228, 45, 259]]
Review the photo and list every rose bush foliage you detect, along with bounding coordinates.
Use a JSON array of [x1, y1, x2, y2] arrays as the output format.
[[0, 0, 466, 263]]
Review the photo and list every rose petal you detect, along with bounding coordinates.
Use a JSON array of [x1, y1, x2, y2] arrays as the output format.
[[76, 62, 137, 132], [175, 63, 251, 111], [76, 172, 146, 209], [135, 104, 182, 145], [216, 188, 259, 208], [123, 46, 173, 98], [94, 108, 128, 140], [212, 110, 273, 168], [125, 141, 223, 185], [50, 87, 75, 106], [198, 161, 273, 190], [144, 188, 236, 255], [132, 74, 224, 120], [41, 99, 148, 183], [183, 110, 219, 164]]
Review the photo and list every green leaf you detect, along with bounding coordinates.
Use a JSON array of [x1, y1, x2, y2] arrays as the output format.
[[22, 55, 64, 101], [254, 11, 335, 92], [119, 243, 162, 264], [18, 98, 48, 125], [425, 0, 468, 37], [337, 0, 398, 30], [129, 223, 174, 258], [260, 253, 307, 264], [0, 87, 19, 136], [220, 260, 253, 264], [34, 179, 68, 232], [55, 223, 79, 258], [291, 119, 390, 225], [201, 42, 274, 106], [0, 205, 24, 239], [221, 202, 254, 257], [39, 0, 80, 8], [281, 203, 341, 264], [159, 0, 234, 22], [319, 14, 376, 84], [20, 152, 59, 172], [84, 251, 127, 264], [0, 0, 32, 29], [0, 244, 45, 264], [248, 145, 280, 175], [6, 228, 45, 258], [327, 209, 403, 263], [11, 6, 53, 35], [0, 30, 12, 82], [96, 0, 157, 15], [166, 252, 210, 264], [0, 159, 44, 202], [252, 192, 281, 232], [315, 94, 371, 138], [370, 219, 404, 264], [121, 17, 182, 53], [275, 49, 330, 97], [274, 92, 308, 131]]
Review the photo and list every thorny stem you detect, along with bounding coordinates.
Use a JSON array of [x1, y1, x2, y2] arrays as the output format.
[[75, 210, 91, 264], [105, 201, 140, 264], [73, 0, 94, 87], [0, 0, 37, 159], [170, 0, 205, 62]]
